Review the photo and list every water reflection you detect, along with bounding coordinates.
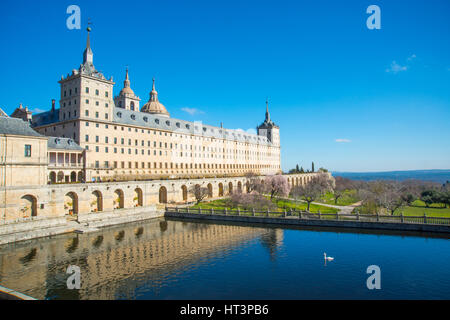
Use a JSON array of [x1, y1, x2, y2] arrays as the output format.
[[0, 218, 268, 300], [259, 229, 284, 261]]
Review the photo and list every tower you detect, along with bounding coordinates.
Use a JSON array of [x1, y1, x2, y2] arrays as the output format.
[[257, 99, 280, 146], [114, 68, 141, 111], [57, 26, 115, 143]]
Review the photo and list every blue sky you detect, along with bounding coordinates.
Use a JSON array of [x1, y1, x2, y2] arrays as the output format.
[[1, 0, 449, 172]]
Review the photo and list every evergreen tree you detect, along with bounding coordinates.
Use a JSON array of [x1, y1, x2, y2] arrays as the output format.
[[296, 164, 300, 173], [312, 162, 315, 173], [300, 167, 304, 173]]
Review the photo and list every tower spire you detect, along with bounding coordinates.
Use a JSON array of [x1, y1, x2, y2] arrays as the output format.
[[265, 98, 271, 123], [83, 23, 93, 65], [150, 78, 158, 102], [124, 67, 130, 88]]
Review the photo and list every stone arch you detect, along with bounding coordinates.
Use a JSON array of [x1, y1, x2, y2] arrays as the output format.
[[237, 181, 242, 193], [207, 183, 213, 198], [49, 171, 56, 184], [114, 189, 124, 209], [57, 171, 64, 183], [159, 186, 167, 204], [181, 185, 188, 201], [134, 188, 143, 207], [20, 195, 37, 218], [218, 183, 224, 197], [77, 171, 83, 182], [228, 182, 233, 195], [70, 171, 77, 182], [90, 190, 103, 212], [64, 192, 78, 215]]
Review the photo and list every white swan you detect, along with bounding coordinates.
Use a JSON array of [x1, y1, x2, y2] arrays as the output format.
[[324, 252, 334, 261]]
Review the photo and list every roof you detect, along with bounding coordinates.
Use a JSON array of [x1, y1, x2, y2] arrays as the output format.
[[113, 107, 271, 145], [47, 137, 83, 151], [31, 110, 60, 127], [0, 116, 44, 137]]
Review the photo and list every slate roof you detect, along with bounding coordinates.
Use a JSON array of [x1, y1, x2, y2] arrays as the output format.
[[31, 107, 272, 145], [0, 116, 44, 137], [31, 109, 60, 127], [114, 107, 271, 145], [47, 137, 83, 151]]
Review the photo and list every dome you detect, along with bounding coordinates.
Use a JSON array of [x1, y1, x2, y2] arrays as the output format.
[[140, 78, 170, 117]]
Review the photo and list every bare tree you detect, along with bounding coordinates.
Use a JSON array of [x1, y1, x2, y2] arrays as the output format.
[[245, 171, 263, 194], [189, 184, 209, 205], [291, 173, 332, 211], [333, 176, 355, 205], [262, 175, 290, 200], [230, 192, 276, 211]]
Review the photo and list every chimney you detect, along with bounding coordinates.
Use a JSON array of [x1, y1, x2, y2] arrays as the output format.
[[51, 99, 55, 112]]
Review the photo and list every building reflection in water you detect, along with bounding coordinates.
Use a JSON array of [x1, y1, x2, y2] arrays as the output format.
[[0, 218, 281, 300], [259, 229, 284, 261]]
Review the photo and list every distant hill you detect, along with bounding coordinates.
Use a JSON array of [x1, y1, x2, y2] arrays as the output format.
[[332, 170, 450, 184]]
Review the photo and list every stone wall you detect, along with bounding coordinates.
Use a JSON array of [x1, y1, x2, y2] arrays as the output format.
[[0, 172, 327, 224]]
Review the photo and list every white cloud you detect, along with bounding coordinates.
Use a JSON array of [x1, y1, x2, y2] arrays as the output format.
[[181, 107, 204, 115], [407, 54, 417, 61], [335, 139, 351, 143], [386, 61, 408, 74]]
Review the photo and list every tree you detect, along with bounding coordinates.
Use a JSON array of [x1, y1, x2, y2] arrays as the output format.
[[244, 171, 263, 194], [299, 166, 304, 173], [296, 164, 300, 173], [291, 173, 332, 211], [333, 176, 354, 205], [312, 162, 315, 173], [230, 192, 276, 211], [262, 175, 290, 200], [189, 184, 209, 205], [420, 190, 439, 208]]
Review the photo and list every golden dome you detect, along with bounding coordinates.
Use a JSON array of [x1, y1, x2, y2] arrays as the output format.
[[140, 78, 170, 117]]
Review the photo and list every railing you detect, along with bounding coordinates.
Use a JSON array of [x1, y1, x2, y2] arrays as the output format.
[[165, 207, 450, 226], [48, 163, 84, 168]]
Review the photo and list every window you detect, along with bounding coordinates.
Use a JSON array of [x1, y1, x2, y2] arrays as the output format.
[[85, 135, 89, 142], [86, 87, 89, 93], [24, 145, 31, 157], [95, 89, 99, 96], [105, 91, 109, 97]]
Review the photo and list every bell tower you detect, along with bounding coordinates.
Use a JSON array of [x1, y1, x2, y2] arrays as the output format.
[[257, 99, 280, 146]]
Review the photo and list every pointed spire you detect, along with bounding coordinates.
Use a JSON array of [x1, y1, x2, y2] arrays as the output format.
[[150, 78, 158, 102], [83, 24, 93, 65], [265, 98, 271, 123], [124, 67, 130, 88]]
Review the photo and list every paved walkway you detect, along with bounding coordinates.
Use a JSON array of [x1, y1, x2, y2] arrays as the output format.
[[278, 197, 362, 214]]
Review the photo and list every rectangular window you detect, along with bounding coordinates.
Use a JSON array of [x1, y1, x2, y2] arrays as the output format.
[[24, 145, 31, 157], [86, 87, 89, 93], [85, 135, 89, 142], [95, 89, 99, 96], [95, 161, 99, 168]]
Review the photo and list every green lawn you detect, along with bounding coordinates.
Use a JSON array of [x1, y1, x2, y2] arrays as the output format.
[[316, 190, 359, 206], [190, 198, 338, 214], [393, 200, 450, 217]]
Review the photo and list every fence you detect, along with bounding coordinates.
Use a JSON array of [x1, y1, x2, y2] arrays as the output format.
[[165, 207, 450, 226]]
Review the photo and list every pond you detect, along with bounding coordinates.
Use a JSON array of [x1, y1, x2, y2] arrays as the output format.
[[0, 217, 449, 299]]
